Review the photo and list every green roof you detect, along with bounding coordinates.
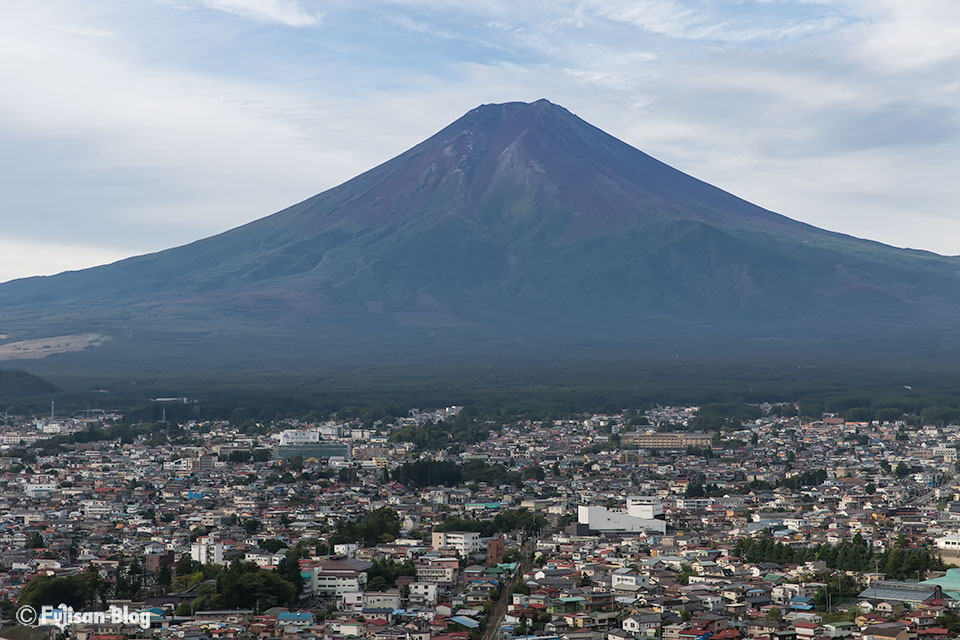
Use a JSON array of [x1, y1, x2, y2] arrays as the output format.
[[923, 568, 960, 591]]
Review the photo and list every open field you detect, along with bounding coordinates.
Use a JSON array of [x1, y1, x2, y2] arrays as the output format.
[[0, 333, 105, 360]]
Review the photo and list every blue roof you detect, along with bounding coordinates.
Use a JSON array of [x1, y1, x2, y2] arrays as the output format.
[[278, 612, 313, 622], [449, 616, 481, 629]]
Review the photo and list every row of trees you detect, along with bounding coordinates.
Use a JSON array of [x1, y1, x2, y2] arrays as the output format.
[[329, 507, 402, 547], [735, 533, 944, 580], [226, 448, 272, 463], [365, 559, 416, 592], [842, 405, 959, 426], [392, 460, 523, 488], [390, 417, 497, 450], [174, 560, 298, 614], [18, 540, 312, 615], [687, 404, 764, 431], [780, 469, 828, 490], [18, 569, 108, 611], [655, 400, 960, 435], [18, 558, 165, 607], [434, 509, 547, 537]]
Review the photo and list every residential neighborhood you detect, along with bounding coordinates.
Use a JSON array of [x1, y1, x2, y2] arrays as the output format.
[[3, 403, 960, 640]]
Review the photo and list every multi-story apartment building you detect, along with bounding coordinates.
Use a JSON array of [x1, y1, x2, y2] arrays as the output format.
[[431, 530, 482, 556], [620, 431, 715, 450]]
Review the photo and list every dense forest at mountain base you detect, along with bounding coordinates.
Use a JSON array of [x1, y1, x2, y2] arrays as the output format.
[[7, 353, 960, 421]]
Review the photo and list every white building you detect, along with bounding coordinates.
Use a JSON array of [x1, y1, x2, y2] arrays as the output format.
[[23, 481, 57, 498], [334, 543, 359, 557], [415, 563, 458, 584], [626, 496, 664, 519], [312, 568, 366, 596], [934, 447, 958, 462], [81, 500, 121, 518], [936, 534, 960, 551], [578, 500, 666, 534], [431, 531, 482, 555], [192, 541, 225, 565], [318, 424, 344, 439], [611, 570, 651, 590], [675, 497, 712, 511], [244, 551, 286, 568], [278, 429, 321, 446], [408, 581, 439, 605]]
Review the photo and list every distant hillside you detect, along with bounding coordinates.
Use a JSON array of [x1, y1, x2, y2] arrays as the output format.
[[0, 99, 959, 386], [0, 369, 59, 397]]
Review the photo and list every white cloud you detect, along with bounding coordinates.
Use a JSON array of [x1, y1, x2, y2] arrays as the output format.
[[825, 0, 960, 71], [0, 2, 361, 246], [196, 0, 323, 26], [586, 0, 700, 38], [0, 238, 132, 284], [1, 0, 960, 281], [55, 25, 117, 38]]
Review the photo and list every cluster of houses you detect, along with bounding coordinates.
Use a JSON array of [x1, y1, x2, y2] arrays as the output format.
[[1, 405, 960, 640]]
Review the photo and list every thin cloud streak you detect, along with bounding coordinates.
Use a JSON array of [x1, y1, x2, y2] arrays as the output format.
[[195, 0, 323, 26]]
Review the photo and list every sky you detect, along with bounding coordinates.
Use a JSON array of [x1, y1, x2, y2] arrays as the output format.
[[1, 0, 959, 282]]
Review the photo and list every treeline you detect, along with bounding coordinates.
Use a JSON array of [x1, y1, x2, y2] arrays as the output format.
[[174, 560, 298, 614], [366, 559, 416, 591], [688, 404, 764, 431], [329, 507, 401, 547], [22, 420, 216, 457], [390, 417, 497, 450], [18, 569, 107, 610], [735, 533, 944, 580], [671, 399, 960, 435], [781, 469, 828, 490], [434, 509, 546, 537], [800, 398, 960, 426], [226, 449, 272, 463], [392, 460, 522, 488], [684, 482, 725, 498]]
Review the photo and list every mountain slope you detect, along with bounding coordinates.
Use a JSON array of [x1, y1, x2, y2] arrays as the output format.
[[0, 369, 60, 397], [2, 99, 959, 375]]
